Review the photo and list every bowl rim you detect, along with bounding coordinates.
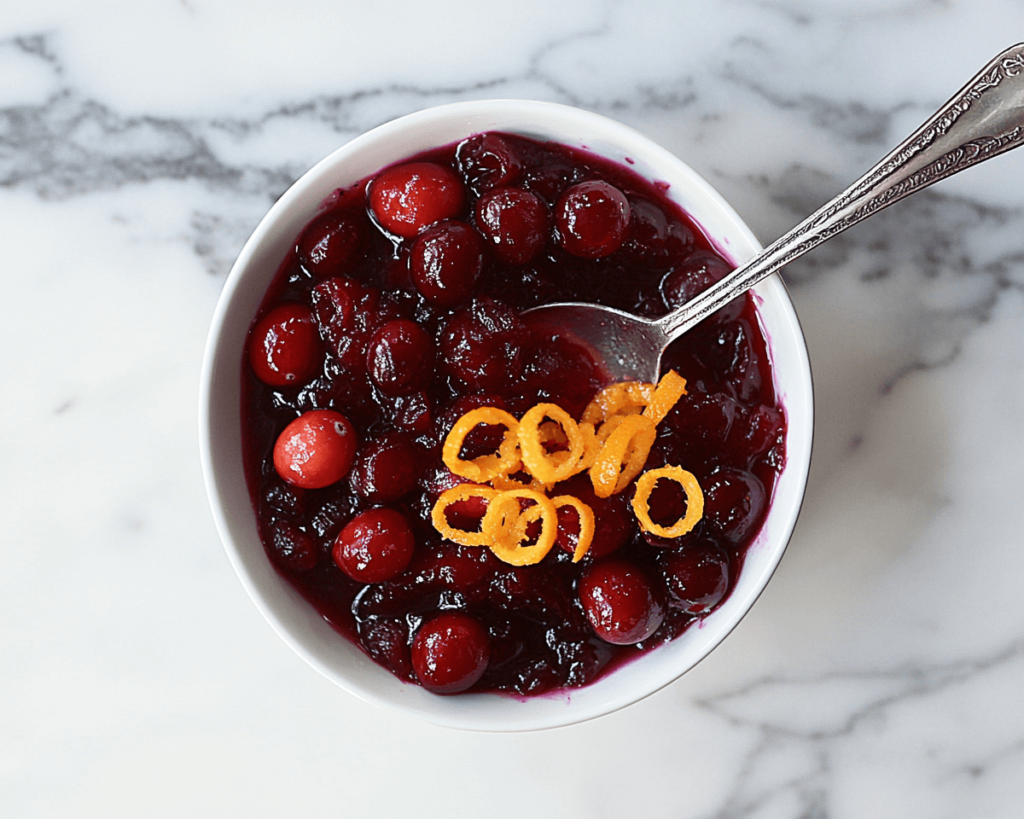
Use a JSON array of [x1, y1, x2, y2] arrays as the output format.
[[199, 99, 814, 732]]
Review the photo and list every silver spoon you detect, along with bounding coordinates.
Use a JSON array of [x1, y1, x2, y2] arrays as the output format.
[[525, 43, 1024, 384]]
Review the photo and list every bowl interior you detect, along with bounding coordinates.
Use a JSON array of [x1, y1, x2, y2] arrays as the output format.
[[199, 100, 813, 732]]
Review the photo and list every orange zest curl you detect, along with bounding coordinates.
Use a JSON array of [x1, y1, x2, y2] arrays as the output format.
[[430, 484, 498, 546], [442, 407, 521, 483], [492, 469, 551, 493], [631, 466, 704, 538], [430, 369, 698, 564], [589, 414, 658, 499], [518, 403, 587, 485], [581, 381, 654, 427], [481, 489, 559, 566], [552, 494, 595, 563], [642, 370, 688, 426]]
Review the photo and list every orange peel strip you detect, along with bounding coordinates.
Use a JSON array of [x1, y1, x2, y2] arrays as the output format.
[[642, 370, 688, 426], [589, 414, 657, 498], [481, 489, 558, 566], [581, 381, 654, 426], [631, 466, 704, 538], [518, 403, 586, 485], [430, 484, 498, 546], [594, 412, 630, 447], [442, 407, 521, 483], [552, 494, 595, 563], [492, 471, 551, 493]]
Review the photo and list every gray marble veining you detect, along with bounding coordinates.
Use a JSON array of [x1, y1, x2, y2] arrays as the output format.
[[2, 1, 1023, 816]]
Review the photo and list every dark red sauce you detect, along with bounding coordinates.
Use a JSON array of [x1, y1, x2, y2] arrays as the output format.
[[241, 132, 786, 696]]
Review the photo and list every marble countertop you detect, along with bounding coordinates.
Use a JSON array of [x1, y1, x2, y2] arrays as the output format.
[[4, 1, 1024, 816]]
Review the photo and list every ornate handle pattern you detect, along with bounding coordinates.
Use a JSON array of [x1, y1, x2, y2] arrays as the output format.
[[660, 44, 1024, 341]]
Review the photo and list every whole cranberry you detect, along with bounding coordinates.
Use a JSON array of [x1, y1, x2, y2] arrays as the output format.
[[731, 404, 785, 459], [475, 188, 548, 265], [390, 391, 432, 434], [456, 133, 522, 193], [406, 543, 498, 595], [333, 507, 416, 583], [555, 180, 631, 259], [411, 612, 491, 694], [659, 541, 730, 613], [662, 390, 741, 463], [578, 560, 665, 645], [622, 196, 694, 270], [660, 251, 744, 323], [439, 298, 525, 391], [368, 162, 466, 238], [520, 160, 576, 205], [365, 319, 435, 396], [409, 221, 484, 308], [702, 467, 767, 544], [359, 617, 414, 680], [311, 276, 404, 375], [349, 431, 423, 502], [273, 409, 357, 489], [266, 520, 318, 572], [297, 209, 369, 277], [248, 303, 322, 387]]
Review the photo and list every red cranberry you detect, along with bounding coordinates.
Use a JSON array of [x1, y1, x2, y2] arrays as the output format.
[[661, 251, 743, 323], [475, 188, 548, 265], [349, 431, 423, 502], [578, 559, 665, 645], [659, 541, 730, 613], [439, 298, 525, 391], [366, 319, 435, 396], [368, 162, 465, 238], [520, 160, 576, 204], [456, 133, 521, 193], [273, 409, 357, 489], [359, 618, 414, 679], [409, 221, 484, 308], [248, 303, 322, 387], [555, 180, 631, 259], [411, 612, 491, 693], [622, 196, 694, 270], [333, 507, 415, 583], [312, 276, 404, 374], [732, 404, 785, 458], [266, 520, 318, 572], [297, 209, 368, 277], [261, 479, 306, 519], [663, 390, 740, 462], [703, 467, 767, 544], [390, 391, 432, 434], [406, 543, 498, 595]]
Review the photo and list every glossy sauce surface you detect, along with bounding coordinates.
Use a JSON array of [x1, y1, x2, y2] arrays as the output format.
[[241, 133, 786, 696]]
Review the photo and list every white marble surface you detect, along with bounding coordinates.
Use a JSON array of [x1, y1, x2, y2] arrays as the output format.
[[3, 1, 1024, 816]]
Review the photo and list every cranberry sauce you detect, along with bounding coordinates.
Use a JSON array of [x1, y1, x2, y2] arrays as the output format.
[[240, 132, 786, 697]]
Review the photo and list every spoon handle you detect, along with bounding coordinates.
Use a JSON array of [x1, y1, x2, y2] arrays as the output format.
[[659, 43, 1024, 341]]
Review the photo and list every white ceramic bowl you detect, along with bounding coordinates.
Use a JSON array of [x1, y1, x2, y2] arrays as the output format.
[[199, 100, 813, 732]]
